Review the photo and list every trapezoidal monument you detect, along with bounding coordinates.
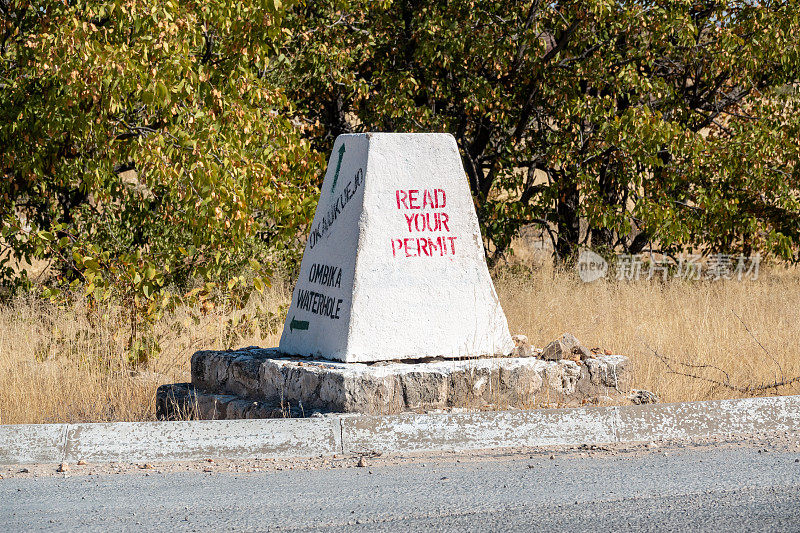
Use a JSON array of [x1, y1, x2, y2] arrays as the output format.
[[278, 132, 514, 362], [156, 132, 630, 419]]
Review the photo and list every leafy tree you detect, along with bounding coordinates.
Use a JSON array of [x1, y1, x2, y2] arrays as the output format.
[[0, 0, 321, 314], [3, 0, 799, 334], [283, 0, 800, 264]]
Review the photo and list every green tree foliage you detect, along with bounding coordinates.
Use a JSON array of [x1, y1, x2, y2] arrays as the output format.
[[283, 0, 800, 264], [0, 0, 321, 310], [2, 0, 799, 319]]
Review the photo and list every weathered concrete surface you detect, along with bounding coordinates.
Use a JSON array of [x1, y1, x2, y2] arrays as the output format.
[[278, 133, 514, 362], [616, 394, 800, 442], [341, 395, 800, 455], [62, 418, 340, 463], [182, 347, 629, 417], [3, 395, 800, 465], [0, 424, 67, 464], [341, 408, 618, 453]]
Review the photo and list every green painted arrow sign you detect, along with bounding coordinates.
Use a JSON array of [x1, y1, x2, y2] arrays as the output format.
[[290, 316, 309, 332], [330, 143, 346, 193]]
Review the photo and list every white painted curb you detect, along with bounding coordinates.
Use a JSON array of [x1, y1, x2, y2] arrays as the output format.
[[0, 418, 340, 465], [63, 418, 341, 463], [340, 408, 617, 454], [1, 395, 798, 465]]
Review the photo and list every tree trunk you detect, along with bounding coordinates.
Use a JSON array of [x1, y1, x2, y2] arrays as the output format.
[[556, 177, 580, 263], [590, 164, 620, 251]]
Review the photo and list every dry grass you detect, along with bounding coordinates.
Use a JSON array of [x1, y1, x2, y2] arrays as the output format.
[[497, 264, 800, 403], [0, 282, 290, 425], [2, 262, 799, 424]]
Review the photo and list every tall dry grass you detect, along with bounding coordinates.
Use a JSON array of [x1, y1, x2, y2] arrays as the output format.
[[1, 262, 799, 424], [0, 282, 290, 425], [497, 264, 800, 403]]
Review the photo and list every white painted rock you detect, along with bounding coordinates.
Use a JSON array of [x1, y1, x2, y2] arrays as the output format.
[[278, 133, 514, 363]]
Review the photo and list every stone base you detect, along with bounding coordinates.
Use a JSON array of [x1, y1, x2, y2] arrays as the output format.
[[156, 347, 629, 420], [156, 383, 296, 420]]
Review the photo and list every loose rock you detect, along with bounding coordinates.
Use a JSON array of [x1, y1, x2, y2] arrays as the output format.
[[629, 389, 660, 405], [541, 333, 593, 362], [573, 344, 595, 361], [511, 335, 534, 358], [541, 333, 578, 361]]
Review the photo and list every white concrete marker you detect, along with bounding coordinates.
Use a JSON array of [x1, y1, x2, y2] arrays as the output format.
[[278, 133, 513, 363]]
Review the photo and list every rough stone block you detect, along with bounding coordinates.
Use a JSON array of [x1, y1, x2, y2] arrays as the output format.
[[160, 347, 630, 419], [511, 334, 534, 357], [541, 332, 581, 361]]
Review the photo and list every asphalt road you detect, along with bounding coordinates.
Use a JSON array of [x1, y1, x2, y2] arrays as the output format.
[[2, 444, 799, 532]]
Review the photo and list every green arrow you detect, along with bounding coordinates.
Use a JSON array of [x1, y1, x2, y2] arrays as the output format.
[[330, 143, 346, 193], [290, 316, 309, 332]]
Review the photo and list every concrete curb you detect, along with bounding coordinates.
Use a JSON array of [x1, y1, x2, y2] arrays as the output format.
[[340, 407, 617, 453], [2, 395, 799, 465], [63, 418, 341, 463]]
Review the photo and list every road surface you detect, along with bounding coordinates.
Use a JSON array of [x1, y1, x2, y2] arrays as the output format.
[[2, 440, 799, 531]]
